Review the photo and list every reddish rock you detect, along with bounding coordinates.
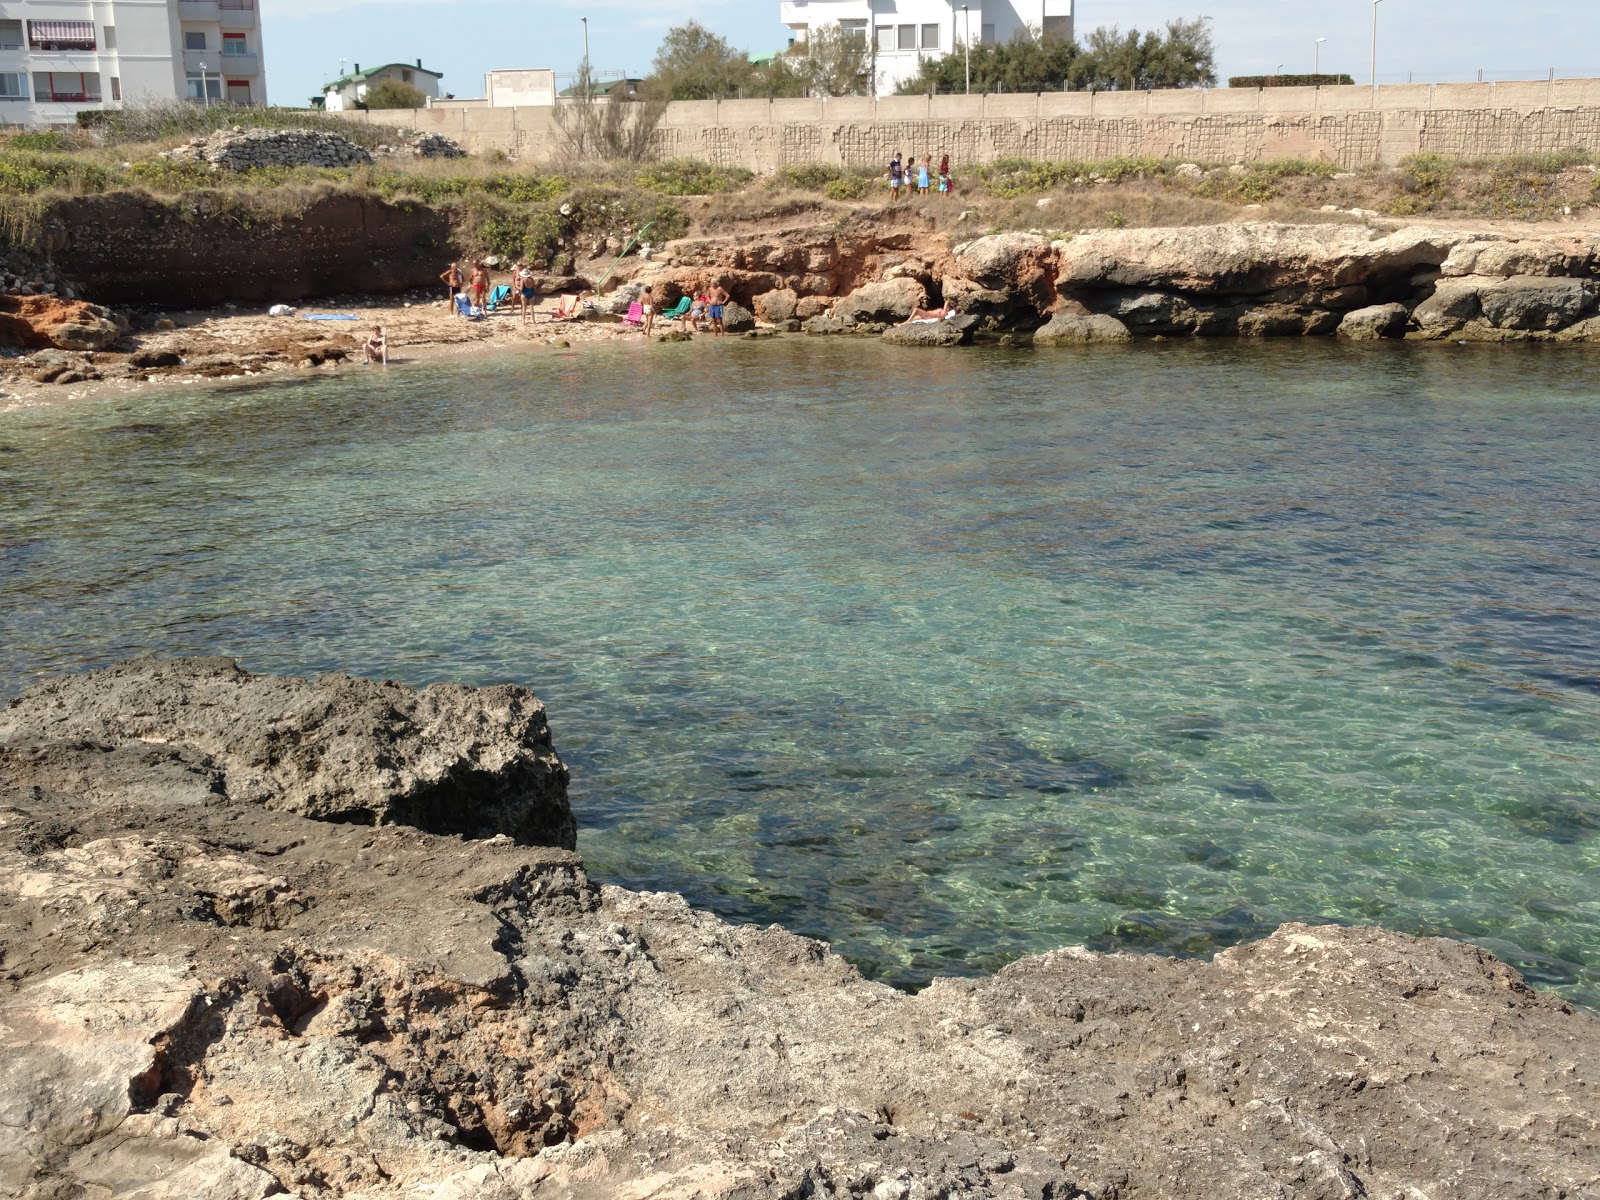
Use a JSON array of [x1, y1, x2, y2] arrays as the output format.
[[0, 295, 121, 351]]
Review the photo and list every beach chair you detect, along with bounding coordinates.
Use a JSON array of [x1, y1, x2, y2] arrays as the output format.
[[661, 296, 693, 322], [487, 284, 513, 312], [454, 294, 483, 320], [623, 301, 644, 327], [549, 294, 579, 321]]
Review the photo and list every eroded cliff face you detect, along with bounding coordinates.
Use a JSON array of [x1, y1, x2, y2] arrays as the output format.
[[38, 191, 454, 307], [1, 658, 1596, 1200]]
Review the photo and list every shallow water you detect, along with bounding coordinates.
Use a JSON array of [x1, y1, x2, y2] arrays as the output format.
[[3, 338, 1598, 1001]]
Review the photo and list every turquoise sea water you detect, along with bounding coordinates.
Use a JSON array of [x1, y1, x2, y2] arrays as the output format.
[[2, 338, 1598, 1001]]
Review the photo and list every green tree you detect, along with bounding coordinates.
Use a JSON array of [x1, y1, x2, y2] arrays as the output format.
[[361, 80, 425, 109], [1071, 18, 1216, 91], [646, 21, 754, 100], [789, 24, 872, 97], [896, 34, 1080, 95]]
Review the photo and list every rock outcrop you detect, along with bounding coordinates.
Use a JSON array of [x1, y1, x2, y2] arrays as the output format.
[[881, 316, 972, 347], [0, 656, 574, 847], [1, 660, 1596, 1200], [0, 295, 122, 351], [1338, 302, 1410, 340], [1032, 311, 1133, 345]]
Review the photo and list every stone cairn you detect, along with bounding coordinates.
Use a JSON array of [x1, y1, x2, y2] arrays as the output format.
[[162, 126, 375, 171]]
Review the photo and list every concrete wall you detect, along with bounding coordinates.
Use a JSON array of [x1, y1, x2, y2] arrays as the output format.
[[333, 78, 1600, 169]]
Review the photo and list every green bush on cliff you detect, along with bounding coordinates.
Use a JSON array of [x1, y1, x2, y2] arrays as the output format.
[[823, 175, 872, 201], [975, 156, 1167, 198]]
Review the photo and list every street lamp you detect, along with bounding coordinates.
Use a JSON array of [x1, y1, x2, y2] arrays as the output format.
[[1371, 0, 1385, 89], [581, 16, 589, 74], [198, 61, 210, 107], [962, 4, 971, 95], [1315, 37, 1326, 77]]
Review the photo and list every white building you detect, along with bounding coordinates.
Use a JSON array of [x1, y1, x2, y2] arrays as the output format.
[[320, 61, 442, 111], [0, 0, 266, 125], [780, 0, 1073, 95]]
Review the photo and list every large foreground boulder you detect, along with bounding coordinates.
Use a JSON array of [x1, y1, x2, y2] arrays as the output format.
[[0, 656, 574, 847], [881, 317, 972, 347]]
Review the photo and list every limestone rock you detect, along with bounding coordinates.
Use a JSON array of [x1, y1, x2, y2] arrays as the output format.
[[881, 317, 971, 347], [795, 295, 832, 320], [1339, 302, 1411, 340], [1412, 281, 1484, 337], [720, 301, 756, 333], [0, 656, 574, 847], [753, 288, 799, 324], [835, 278, 927, 324], [1032, 312, 1133, 344], [0, 661, 1597, 1200], [1477, 276, 1593, 331], [1054, 223, 1455, 297]]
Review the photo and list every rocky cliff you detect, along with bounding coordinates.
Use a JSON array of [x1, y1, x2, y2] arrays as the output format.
[[38, 191, 453, 308], [1, 658, 1595, 1200]]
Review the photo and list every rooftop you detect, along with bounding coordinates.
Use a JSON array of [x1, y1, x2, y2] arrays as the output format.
[[321, 60, 443, 92]]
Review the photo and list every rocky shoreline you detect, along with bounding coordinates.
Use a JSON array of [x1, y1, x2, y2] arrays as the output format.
[[2, 658, 1595, 1200], [3, 216, 1598, 408]]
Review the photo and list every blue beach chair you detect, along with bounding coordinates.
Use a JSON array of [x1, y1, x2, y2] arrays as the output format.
[[487, 284, 513, 312], [454, 294, 484, 320]]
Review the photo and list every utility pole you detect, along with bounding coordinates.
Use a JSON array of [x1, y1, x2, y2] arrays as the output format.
[[962, 4, 971, 94], [199, 61, 210, 106], [1371, 0, 1385, 89], [1315, 37, 1325, 77]]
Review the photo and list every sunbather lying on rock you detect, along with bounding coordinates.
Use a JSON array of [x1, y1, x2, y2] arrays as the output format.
[[899, 304, 956, 325]]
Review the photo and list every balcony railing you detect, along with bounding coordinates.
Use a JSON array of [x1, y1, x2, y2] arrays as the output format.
[[39, 90, 100, 102], [218, 0, 256, 9], [219, 50, 259, 74]]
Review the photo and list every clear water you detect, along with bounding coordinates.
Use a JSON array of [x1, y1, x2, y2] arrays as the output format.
[[3, 339, 1598, 1003]]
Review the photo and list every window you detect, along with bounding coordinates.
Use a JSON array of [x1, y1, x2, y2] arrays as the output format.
[[981, 24, 996, 45], [921, 24, 940, 50], [897, 24, 916, 51], [840, 20, 867, 44], [28, 21, 97, 51], [103, 25, 115, 50], [184, 31, 207, 50], [110, 76, 120, 101], [401, 68, 412, 82], [226, 79, 250, 104], [32, 71, 100, 101], [0, 20, 22, 50], [0, 72, 27, 100], [186, 71, 222, 100], [875, 25, 894, 53], [222, 33, 247, 56]]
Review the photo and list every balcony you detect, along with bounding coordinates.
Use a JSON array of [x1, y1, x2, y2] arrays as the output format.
[[218, 0, 257, 25], [219, 50, 258, 76], [179, 0, 219, 19]]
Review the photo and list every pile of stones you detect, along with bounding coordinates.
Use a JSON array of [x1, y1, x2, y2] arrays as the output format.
[[373, 129, 466, 159], [163, 126, 374, 172]]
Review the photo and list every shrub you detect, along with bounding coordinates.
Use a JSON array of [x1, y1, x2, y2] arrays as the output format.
[[1228, 74, 1356, 88], [362, 81, 425, 110], [125, 157, 218, 190], [974, 156, 1165, 198], [823, 175, 871, 201], [6, 131, 86, 153], [777, 162, 843, 190], [0, 151, 111, 196], [635, 158, 751, 195], [1394, 152, 1455, 209]]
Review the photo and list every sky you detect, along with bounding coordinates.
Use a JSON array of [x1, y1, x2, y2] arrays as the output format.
[[259, 0, 1600, 108]]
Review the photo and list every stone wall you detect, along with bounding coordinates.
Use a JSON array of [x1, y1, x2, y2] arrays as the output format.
[[333, 78, 1600, 169]]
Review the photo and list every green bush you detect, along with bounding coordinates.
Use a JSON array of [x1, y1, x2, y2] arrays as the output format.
[[1228, 74, 1355, 88], [777, 162, 844, 190], [975, 156, 1166, 198], [125, 158, 218, 190], [0, 151, 111, 196], [635, 158, 751, 195], [6, 131, 86, 153], [1394, 152, 1455, 208], [823, 175, 871, 201]]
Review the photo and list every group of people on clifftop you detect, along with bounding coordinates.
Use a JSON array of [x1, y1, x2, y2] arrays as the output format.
[[888, 152, 954, 201]]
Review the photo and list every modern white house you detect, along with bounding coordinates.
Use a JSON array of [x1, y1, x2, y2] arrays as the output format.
[[780, 0, 1073, 94], [0, 0, 267, 124], [319, 61, 442, 111]]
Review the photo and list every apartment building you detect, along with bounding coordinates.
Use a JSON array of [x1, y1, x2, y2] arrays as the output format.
[[780, 0, 1073, 94], [0, 0, 266, 125]]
